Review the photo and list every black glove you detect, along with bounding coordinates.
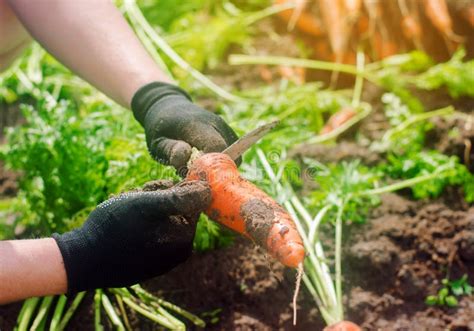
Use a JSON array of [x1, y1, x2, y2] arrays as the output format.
[[52, 180, 211, 293], [131, 82, 239, 173]]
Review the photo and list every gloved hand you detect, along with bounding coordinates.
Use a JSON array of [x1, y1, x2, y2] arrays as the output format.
[[52, 180, 211, 293], [131, 82, 239, 173]]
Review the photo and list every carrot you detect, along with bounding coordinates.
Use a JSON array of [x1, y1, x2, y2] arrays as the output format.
[[278, 65, 305, 85], [275, 0, 323, 37], [398, 0, 424, 50], [464, 4, 474, 27], [186, 152, 305, 268], [423, 0, 464, 43], [258, 65, 273, 83], [319, 0, 347, 60], [286, 0, 307, 31], [343, 0, 362, 22], [323, 321, 361, 331], [320, 107, 357, 134]]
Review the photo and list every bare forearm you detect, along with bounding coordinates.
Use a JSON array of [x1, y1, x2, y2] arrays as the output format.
[[6, 0, 172, 107], [0, 238, 67, 304]]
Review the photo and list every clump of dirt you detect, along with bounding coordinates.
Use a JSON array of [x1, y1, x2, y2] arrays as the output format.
[[428, 116, 474, 172], [345, 194, 474, 330], [240, 198, 274, 246]]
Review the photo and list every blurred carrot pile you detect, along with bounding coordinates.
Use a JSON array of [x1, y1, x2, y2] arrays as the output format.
[[275, 0, 473, 64]]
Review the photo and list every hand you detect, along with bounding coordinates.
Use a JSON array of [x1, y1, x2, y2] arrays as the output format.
[[52, 180, 211, 293], [131, 82, 239, 172]]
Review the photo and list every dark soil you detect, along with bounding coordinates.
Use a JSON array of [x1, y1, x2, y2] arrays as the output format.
[[145, 238, 322, 331], [345, 194, 474, 330]]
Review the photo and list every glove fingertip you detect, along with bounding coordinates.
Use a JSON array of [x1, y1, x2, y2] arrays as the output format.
[[169, 141, 192, 170]]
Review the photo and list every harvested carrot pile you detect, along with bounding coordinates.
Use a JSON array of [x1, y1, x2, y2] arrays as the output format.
[[276, 0, 473, 62]]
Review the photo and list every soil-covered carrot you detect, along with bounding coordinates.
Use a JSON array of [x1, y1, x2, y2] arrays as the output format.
[[186, 152, 305, 268]]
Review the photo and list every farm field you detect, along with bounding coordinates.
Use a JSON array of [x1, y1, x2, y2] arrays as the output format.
[[0, 1, 473, 330]]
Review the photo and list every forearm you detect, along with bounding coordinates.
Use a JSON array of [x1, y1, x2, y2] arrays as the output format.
[[0, 238, 67, 304], [6, 0, 172, 108]]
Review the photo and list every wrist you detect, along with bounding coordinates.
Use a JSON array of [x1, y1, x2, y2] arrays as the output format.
[[0, 238, 67, 304]]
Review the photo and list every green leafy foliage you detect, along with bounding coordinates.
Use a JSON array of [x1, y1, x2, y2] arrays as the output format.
[[308, 160, 381, 223], [167, 8, 250, 71], [426, 274, 472, 307], [383, 150, 474, 202], [1, 100, 110, 234], [378, 92, 427, 152], [220, 82, 351, 150], [193, 215, 234, 252], [416, 48, 474, 98]]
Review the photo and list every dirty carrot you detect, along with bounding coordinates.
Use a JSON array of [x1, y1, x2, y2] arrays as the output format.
[[186, 152, 305, 268]]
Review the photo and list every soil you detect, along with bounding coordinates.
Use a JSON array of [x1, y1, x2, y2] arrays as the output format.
[[345, 195, 474, 330]]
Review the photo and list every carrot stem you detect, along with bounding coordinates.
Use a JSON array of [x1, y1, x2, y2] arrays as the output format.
[[49, 295, 67, 331], [228, 54, 379, 83], [334, 203, 345, 320], [94, 290, 104, 331], [56, 292, 86, 331], [382, 106, 454, 143], [101, 293, 125, 331], [17, 297, 40, 331], [360, 168, 451, 197], [30, 296, 54, 331], [131, 285, 205, 327], [114, 294, 132, 331], [351, 50, 365, 108]]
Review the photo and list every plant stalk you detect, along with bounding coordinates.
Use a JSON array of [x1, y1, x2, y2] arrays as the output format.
[[30, 296, 54, 331], [57, 291, 86, 331]]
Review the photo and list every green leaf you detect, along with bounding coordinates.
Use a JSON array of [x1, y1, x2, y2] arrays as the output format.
[[425, 295, 438, 306], [445, 296, 458, 307], [438, 287, 449, 302], [463, 283, 472, 296]]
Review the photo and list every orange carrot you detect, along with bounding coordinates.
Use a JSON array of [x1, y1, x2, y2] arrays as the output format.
[[323, 321, 362, 331], [319, 0, 347, 60], [275, 0, 323, 37], [343, 0, 362, 22], [320, 107, 357, 134], [258, 65, 273, 83], [186, 152, 305, 268], [398, 0, 424, 50], [402, 16, 422, 41], [278, 65, 306, 85], [464, 4, 474, 27], [423, 0, 464, 43]]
